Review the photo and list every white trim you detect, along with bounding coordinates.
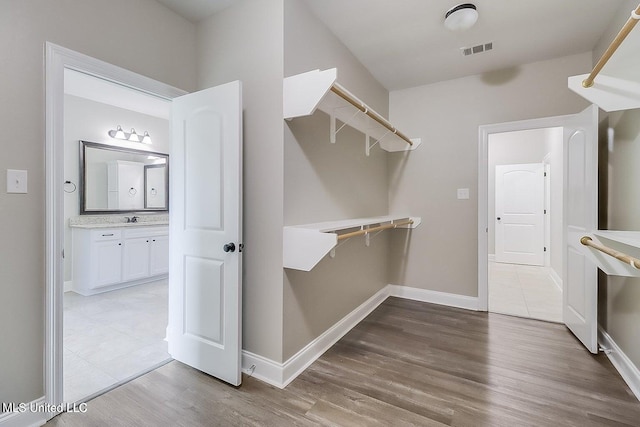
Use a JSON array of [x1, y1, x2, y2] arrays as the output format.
[[242, 285, 391, 388], [599, 326, 640, 402], [63, 281, 72, 293], [488, 254, 495, 262], [241, 285, 480, 388], [45, 42, 186, 419], [0, 397, 47, 427], [389, 285, 479, 311], [479, 115, 573, 313], [549, 268, 563, 293]]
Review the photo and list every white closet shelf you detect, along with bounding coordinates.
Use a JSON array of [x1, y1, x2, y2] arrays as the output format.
[[284, 215, 421, 271], [581, 230, 640, 277], [284, 68, 421, 154], [568, 74, 640, 112]]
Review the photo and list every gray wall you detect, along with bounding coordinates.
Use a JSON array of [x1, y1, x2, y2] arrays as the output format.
[[596, 0, 640, 374], [63, 95, 170, 282], [0, 0, 195, 408], [282, 0, 390, 360], [197, 0, 286, 363], [387, 53, 592, 296]]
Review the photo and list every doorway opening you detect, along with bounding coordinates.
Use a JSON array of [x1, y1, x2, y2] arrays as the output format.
[[487, 127, 563, 322], [62, 69, 173, 403]]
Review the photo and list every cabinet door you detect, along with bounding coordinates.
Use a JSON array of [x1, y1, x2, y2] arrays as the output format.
[[149, 235, 169, 276], [123, 237, 150, 281], [94, 240, 123, 288]]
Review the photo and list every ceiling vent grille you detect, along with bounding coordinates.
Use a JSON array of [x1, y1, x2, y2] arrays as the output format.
[[461, 42, 493, 57]]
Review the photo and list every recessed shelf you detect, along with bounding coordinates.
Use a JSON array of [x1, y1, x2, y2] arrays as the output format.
[[284, 68, 421, 154], [581, 230, 640, 277], [284, 215, 421, 271]]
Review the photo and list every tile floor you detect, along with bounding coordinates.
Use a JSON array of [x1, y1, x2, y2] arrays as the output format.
[[488, 261, 563, 323], [64, 279, 170, 403]]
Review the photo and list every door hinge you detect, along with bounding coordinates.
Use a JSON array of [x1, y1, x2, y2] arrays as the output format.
[[62, 249, 65, 259], [544, 172, 547, 177], [544, 209, 547, 214], [544, 247, 547, 252]]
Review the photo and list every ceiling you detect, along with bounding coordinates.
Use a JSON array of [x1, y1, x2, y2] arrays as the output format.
[[153, 0, 625, 91]]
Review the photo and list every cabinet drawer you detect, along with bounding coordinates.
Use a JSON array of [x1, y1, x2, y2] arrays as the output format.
[[91, 229, 122, 241], [124, 226, 168, 239]]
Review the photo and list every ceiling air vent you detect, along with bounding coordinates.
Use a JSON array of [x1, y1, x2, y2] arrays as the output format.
[[461, 42, 493, 57]]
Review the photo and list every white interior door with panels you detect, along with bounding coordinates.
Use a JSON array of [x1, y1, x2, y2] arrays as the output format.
[[563, 105, 598, 354], [495, 163, 545, 266], [168, 81, 243, 386]]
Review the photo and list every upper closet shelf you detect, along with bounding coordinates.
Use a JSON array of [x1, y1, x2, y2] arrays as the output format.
[[284, 68, 421, 155], [568, 4, 640, 112], [580, 231, 640, 277], [284, 215, 421, 271]]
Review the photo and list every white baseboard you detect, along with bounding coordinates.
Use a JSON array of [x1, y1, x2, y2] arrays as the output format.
[[0, 397, 47, 427], [549, 268, 563, 293], [64, 281, 72, 293], [598, 326, 640, 402], [242, 284, 479, 389], [388, 284, 479, 311], [488, 254, 495, 262], [241, 285, 391, 389]]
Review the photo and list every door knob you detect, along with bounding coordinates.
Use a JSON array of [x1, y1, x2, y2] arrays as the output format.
[[223, 243, 236, 253], [497, 217, 501, 221]]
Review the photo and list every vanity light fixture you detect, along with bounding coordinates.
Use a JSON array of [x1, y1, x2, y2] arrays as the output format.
[[128, 128, 140, 142], [444, 3, 478, 31], [108, 125, 152, 144], [142, 131, 152, 144]]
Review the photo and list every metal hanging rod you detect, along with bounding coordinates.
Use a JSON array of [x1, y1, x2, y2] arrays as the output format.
[[582, 4, 640, 88], [337, 219, 414, 241], [330, 84, 413, 146], [580, 236, 640, 269]]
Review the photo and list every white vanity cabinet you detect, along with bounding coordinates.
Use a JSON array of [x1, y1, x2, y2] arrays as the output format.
[[72, 225, 169, 295]]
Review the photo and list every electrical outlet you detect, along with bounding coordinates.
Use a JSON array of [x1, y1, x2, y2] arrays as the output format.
[[7, 169, 28, 194]]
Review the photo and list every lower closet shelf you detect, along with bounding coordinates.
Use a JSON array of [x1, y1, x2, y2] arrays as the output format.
[[283, 215, 421, 271], [581, 230, 640, 277]]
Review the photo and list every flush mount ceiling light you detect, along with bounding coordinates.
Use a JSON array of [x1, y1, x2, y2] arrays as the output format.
[[444, 3, 478, 31], [108, 126, 152, 144]]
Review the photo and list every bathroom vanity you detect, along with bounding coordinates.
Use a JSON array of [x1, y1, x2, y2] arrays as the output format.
[[71, 223, 169, 295]]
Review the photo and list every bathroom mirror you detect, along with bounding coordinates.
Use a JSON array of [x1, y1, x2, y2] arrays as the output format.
[[80, 140, 169, 214]]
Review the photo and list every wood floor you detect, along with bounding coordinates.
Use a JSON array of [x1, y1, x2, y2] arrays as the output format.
[[48, 298, 640, 426]]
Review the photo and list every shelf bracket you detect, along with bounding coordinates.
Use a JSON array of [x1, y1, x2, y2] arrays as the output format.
[[331, 106, 365, 144], [366, 129, 392, 156]]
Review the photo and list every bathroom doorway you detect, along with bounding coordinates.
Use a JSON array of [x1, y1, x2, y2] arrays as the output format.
[[486, 127, 564, 322], [61, 69, 173, 403]]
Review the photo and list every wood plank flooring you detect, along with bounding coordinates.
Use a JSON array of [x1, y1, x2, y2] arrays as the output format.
[[47, 298, 640, 426]]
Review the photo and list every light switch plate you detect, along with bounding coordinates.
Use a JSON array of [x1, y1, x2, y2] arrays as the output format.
[[457, 188, 469, 200], [7, 169, 28, 194]]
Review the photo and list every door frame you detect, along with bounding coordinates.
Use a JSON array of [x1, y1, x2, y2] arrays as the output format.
[[45, 43, 185, 417], [478, 114, 572, 311]]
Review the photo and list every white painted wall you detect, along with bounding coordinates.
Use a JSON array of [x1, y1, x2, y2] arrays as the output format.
[[63, 95, 170, 282], [0, 0, 195, 410], [387, 53, 592, 297]]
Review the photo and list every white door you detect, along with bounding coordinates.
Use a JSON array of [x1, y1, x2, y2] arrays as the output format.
[[168, 81, 243, 385], [495, 163, 545, 266], [563, 105, 598, 353]]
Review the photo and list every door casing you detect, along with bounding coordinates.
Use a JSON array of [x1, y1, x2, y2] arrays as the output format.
[[45, 43, 185, 418]]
